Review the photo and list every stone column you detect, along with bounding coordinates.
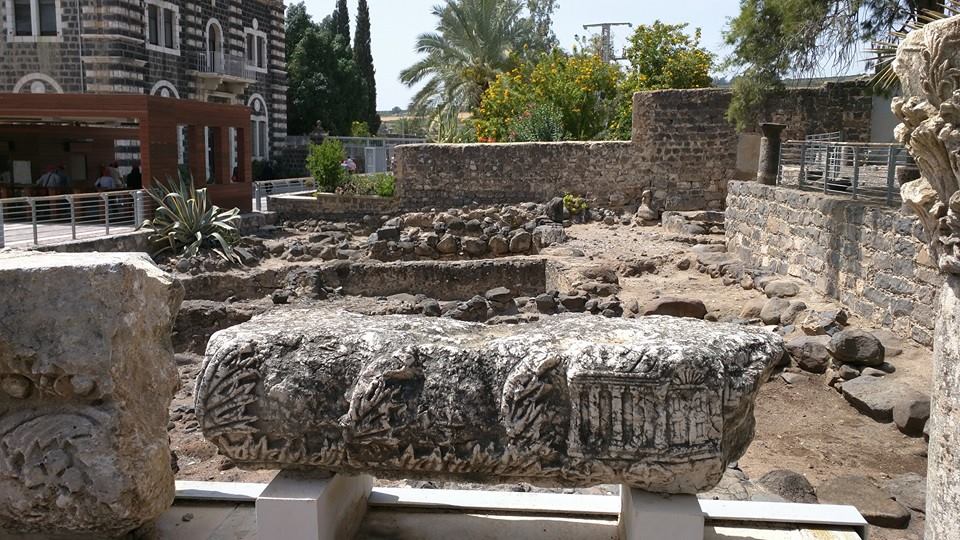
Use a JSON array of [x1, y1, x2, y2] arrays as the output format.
[[757, 123, 786, 185], [892, 15, 960, 539], [0, 252, 183, 537]]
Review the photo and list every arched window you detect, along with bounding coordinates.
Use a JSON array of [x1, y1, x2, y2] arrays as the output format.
[[149, 80, 179, 99], [248, 94, 269, 160], [12, 73, 63, 94], [205, 19, 224, 72]]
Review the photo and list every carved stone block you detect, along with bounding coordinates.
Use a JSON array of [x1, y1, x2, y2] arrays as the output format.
[[197, 310, 782, 493], [0, 252, 183, 536]]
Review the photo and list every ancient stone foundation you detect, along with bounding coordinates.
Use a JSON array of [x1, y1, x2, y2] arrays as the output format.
[[0, 252, 183, 536], [197, 310, 782, 493]]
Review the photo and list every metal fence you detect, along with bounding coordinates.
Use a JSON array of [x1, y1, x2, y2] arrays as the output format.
[[777, 140, 915, 206], [0, 190, 154, 248], [253, 178, 314, 211]]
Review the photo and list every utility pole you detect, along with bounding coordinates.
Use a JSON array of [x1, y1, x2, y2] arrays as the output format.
[[582, 22, 633, 63]]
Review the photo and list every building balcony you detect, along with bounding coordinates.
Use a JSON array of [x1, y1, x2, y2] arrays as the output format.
[[189, 53, 257, 102]]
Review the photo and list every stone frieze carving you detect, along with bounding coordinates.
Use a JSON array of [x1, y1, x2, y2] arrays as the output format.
[[196, 310, 782, 493], [893, 16, 960, 273]]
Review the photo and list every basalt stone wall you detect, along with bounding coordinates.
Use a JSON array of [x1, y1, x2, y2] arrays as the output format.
[[394, 83, 873, 213], [270, 192, 399, 221], [726, 181, 942, 346]]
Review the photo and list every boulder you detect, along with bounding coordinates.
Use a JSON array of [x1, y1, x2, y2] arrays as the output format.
[[842, 376, 925, 423], [374, 226, 401, 242], [800, 309, 848, 336], [436, 234, 459, 255], [509, 231, 533, 253], [545, 197, 566, 223], [763, 280, 800, 298], [757, 470, 818, 504], [462, 237, 488, 257], [0, 252, 182, 536], [641, 297, 708, 319], [883, 473, 926, 513], [829, 329, 885, 366], [779, 301, 807, 326], [559, 294, 588, 312], [759, 298, 790, 325], [740, 297, 767, 319], [893, 395, 931, 437], [818, 475, 911, 529], [489, 235, 509, 256], [534, 224, 567, 248], [196, 310, 783, 492], [484, 287, 514, 304], [785, 335, 831, 374], [535, 293, 557, 313]]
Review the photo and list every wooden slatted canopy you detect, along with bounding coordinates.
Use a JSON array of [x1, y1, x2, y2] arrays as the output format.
[[0, 93, 253, 211]]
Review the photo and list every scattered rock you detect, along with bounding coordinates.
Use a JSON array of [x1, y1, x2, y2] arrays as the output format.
[[489, 235, 509, 256], [534, 224, 567, 247], [882, 473, 926, 513], [757, 470, 818, 504], [861, 367, 887, 377], [418, 298, 442, 317], [509, 232, 533, 253], [842, 376, 925, 423], [534, 293, 557, 313], [677, 258, 692, 271], [785, 335, 831, 374], [462, 237, 488, 256], [436, 234, 459, 255], [779, 301, 807, 326], [764, 280, 800, 298], [829, 329, 885, 367], [374, 227, 400, 242], [893, 395, 931, 437], [800, 309, 848, 336], [740, 297, 767, 319], [760, 298, 790, 325], [839, 364, 861, 380], [484, 287, 513, 304], [781, 372, 808, 385], [545, 197, 566, 223], [559, 294, 588, 312], [641, 297, 708, 319], [818, 475, 911, 529]]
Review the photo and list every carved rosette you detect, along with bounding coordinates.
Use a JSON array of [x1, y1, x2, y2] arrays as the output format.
[[893, 17, 960, 274]]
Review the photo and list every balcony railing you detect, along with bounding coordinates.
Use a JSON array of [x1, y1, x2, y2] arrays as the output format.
[[194, 53, 256, 80]]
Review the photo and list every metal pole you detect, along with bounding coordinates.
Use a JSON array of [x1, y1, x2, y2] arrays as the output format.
[[29, 199, 38, 245], [798, 143, 807, 189], [0, 202, 5, 249], [255, 182, 262, 212], [69, 196, 76, 240], [851, 146, 860, 200], [823, 145, 830, 194], [886, 147, 899, 207], [134, 191, 144, 226], [103, 193, 110, 235]]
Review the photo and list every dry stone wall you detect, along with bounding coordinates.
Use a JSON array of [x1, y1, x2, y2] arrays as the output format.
[[726, 181, 942, 346], [393, 83, 873, 213]]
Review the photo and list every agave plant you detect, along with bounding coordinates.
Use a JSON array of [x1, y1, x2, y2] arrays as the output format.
[[869, 2, 960, 91], [140, 176, 244, 263]]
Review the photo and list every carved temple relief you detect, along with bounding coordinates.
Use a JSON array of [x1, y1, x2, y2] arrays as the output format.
[[893, 16, 960, 273]]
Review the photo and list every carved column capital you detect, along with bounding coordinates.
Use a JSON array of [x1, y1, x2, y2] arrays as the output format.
[[894, 16, 960, 275]]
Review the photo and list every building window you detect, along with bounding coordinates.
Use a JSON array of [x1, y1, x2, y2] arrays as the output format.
[[144, 0, 178, 53], [248, 95, 269, 160], [244, 22, 268, 73], [7, 0, 61, 40]]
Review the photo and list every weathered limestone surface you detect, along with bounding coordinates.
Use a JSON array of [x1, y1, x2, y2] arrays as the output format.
[[892, 14, 960, 540], [0, 252, 183, 536], [197, 310, 782, 493]]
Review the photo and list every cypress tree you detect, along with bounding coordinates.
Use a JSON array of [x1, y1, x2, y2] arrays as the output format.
[[354, 0, 380, 134], [333, 0, 350, 46]]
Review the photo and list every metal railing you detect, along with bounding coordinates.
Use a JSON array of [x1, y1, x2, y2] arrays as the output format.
[[0, 190, 154, 248], [253, 178, 315, 212], [194, 53, 255, 80], [777, 140, 916, 206], [804, 131, 843, 143]]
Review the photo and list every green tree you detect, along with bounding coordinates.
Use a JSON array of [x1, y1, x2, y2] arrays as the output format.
[[333, 0, 350, 46], [611, 21, 713, 138], [399, 0, 555, 141], [475, 51, 622, 141], [724, 0, 943, 131], [354, 0, 381, 134], [306, 139, 346, 192], [288, 26, 363, 135], [285, 2, 314, 61]]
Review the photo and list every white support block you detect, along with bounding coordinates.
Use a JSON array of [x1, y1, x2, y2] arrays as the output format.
[[256, 472, 373, 540], [620, 489, 704, 540]]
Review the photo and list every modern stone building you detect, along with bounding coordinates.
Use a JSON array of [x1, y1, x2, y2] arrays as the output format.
[[0, 0, 287, 206]]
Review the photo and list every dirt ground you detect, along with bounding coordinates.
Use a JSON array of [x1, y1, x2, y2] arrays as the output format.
[[169, 221, 932, 539]]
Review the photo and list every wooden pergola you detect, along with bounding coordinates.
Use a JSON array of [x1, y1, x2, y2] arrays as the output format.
[[0, 93, 253, 211]]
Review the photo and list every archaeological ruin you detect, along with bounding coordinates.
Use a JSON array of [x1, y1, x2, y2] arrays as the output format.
[[4, 13, 960, 540]]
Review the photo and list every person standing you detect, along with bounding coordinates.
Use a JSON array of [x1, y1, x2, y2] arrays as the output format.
[[125, 165, 142, 190]]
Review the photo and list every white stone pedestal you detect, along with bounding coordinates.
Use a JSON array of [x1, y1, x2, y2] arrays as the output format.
[[256, 472, 373, 540], [619, 489, 704, 540]]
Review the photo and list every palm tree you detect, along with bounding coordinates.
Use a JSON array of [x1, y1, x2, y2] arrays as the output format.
[[400, 0, 531, 140]]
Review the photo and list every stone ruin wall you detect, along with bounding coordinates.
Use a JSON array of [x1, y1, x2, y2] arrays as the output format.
[[726, 181, 942, 346], [391, 83, 873, 213]]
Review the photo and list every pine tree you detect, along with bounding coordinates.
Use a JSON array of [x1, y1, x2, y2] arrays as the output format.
[[354, 0, 380, 134], [333, 0, 350, 46]]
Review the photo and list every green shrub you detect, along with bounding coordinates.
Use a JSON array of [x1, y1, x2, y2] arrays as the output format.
[[337, 173, 396, 197], [371, 173, 395, 197], [306, 139, 346, 192], [350, 121, 371, 137], [563, 193, 588, 215], [510, 103, 565, 142], [140, 176, 243, 262]]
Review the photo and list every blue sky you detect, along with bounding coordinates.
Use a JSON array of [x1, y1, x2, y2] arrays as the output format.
[[299, 0, 864, 111]]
